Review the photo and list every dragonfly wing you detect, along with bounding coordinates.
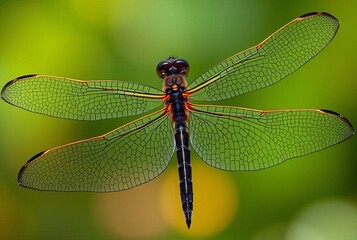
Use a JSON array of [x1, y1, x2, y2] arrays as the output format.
[[18, 109, 175, 191], [188, 12, 339, 101], [1, 75, 164, 120], [189, 104, 354, 171]]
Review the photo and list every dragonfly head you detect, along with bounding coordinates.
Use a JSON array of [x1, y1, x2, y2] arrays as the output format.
[[156, 57, 190, 79]]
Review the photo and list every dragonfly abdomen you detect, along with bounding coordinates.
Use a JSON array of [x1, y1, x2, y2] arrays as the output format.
[[174, 126, 193, 229]]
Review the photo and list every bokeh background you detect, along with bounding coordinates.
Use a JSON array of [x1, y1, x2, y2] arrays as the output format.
[[0, 0, 356, 239]]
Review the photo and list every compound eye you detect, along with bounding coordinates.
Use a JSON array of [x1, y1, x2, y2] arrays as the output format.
[[156, 60, 171, 78], [174, 58, 190, 75]]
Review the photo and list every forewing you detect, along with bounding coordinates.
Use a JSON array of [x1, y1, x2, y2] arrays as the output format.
[[188, 12, 339, 101], [189, 104, 354, 170], [2, 75, 164, 120], [18, 109, 175, 191]]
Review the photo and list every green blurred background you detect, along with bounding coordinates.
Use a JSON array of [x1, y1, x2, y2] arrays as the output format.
[[0, 0, 356, 239]]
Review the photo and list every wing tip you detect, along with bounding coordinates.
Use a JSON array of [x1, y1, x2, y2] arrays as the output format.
[[18, 150, 46, 185], [1, 74, 39, 99], [15, 74, 39, 80], [299, 12, 336, 20], [320, 109, 355, 135], [298, 12, 339, 26]]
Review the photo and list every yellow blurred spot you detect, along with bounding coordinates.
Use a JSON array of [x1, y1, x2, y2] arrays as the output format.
[[94, 181, 167, 239], [160, 158, 238, 237]]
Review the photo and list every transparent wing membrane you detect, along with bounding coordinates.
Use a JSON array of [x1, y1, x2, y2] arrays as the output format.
[[188, 12, 339, 101], [1, 75, 164, 120], [18, 109, 175, 191], [189, 104, 354, 171]]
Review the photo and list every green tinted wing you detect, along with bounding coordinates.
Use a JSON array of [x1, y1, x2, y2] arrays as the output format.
[[18, 109, 174, 191], [2, 75, 164, 120], [188, 12, 339, 101], [189, 104, 354, 170]]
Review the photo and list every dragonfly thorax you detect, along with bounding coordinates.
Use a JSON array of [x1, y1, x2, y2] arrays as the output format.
[[163, 74, 188, 92]]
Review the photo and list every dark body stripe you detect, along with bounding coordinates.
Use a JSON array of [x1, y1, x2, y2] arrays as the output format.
[[175, 127, 192, 228], [169, 88, 193, 228]]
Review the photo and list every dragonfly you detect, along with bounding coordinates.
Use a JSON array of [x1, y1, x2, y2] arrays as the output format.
[[1, 12, 354, 228]]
